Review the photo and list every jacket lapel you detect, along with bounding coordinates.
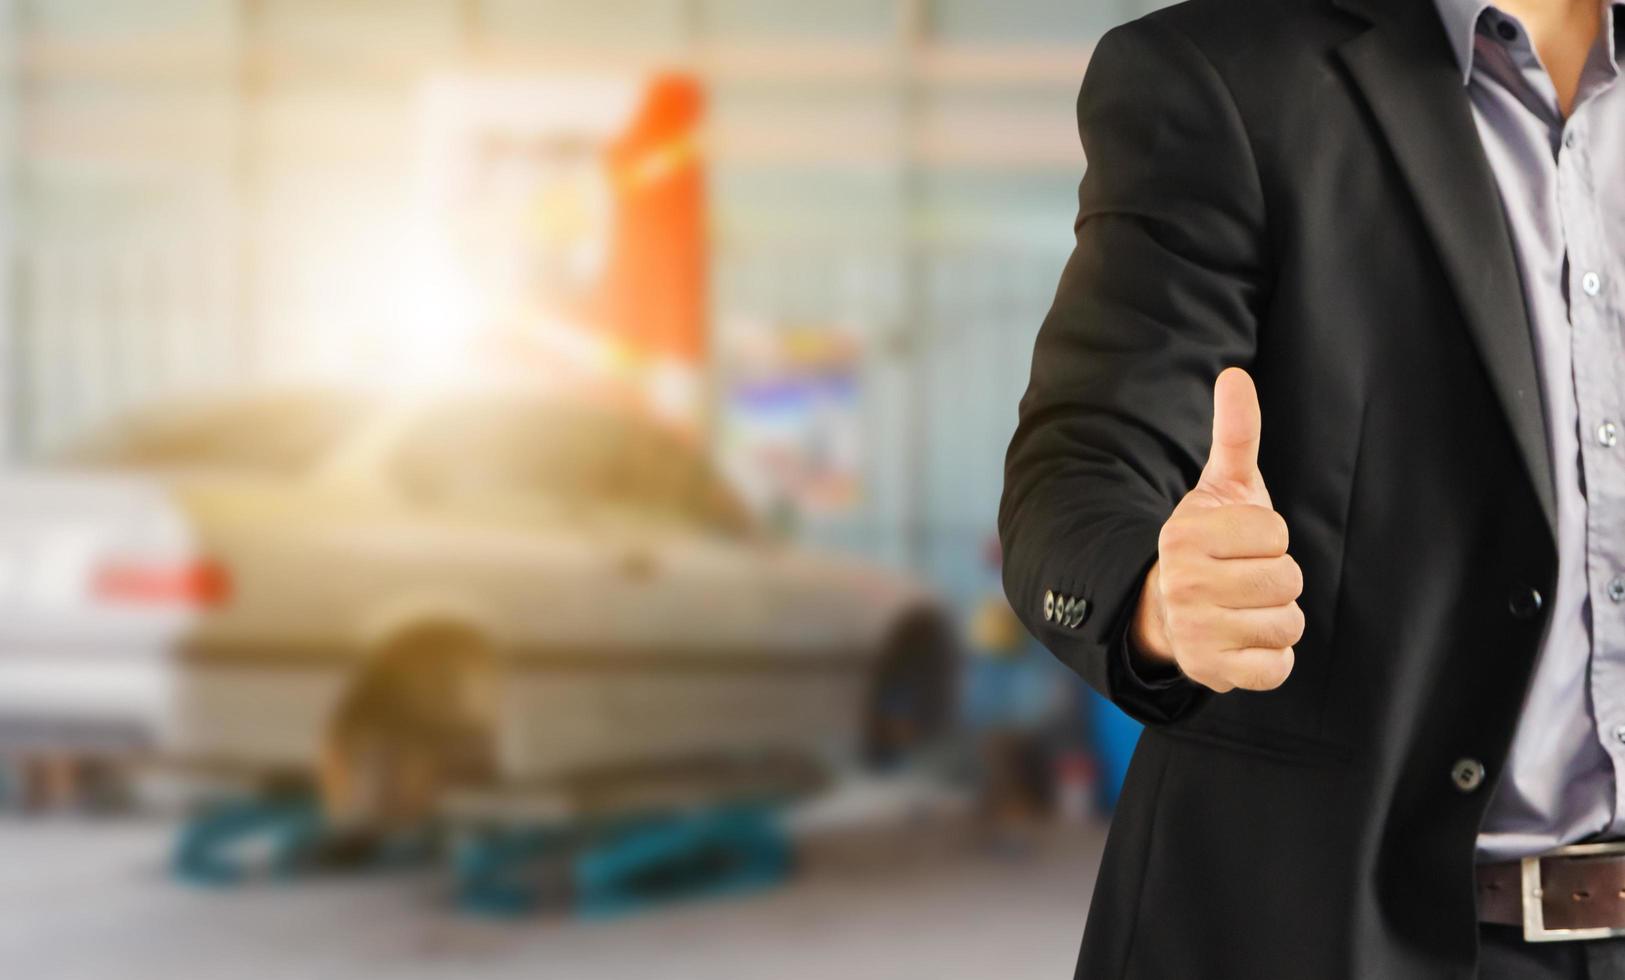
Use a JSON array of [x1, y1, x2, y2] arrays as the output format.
[[1333, 0, 1558, 539]]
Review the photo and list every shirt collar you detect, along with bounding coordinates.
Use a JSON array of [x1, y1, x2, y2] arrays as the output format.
[[1434, 0, 1491, 83], [1433, 0, 1625, 84]]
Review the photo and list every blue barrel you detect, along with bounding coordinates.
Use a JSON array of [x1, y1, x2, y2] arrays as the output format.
[[1086, 687, 1143, 812]]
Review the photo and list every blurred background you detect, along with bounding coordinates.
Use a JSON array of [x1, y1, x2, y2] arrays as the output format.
[[0, 1, 1168, 977]]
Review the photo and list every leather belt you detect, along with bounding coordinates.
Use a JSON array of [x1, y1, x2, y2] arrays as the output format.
[[1477, 841, 1625, 941]]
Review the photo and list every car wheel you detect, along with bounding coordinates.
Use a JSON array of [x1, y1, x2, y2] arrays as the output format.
[[319, 626, 498, 831], [863, 611, 957, 769]]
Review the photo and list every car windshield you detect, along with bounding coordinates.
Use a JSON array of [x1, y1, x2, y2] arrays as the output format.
[[61, 391, 370, 476], [393, 396, 754, 536]]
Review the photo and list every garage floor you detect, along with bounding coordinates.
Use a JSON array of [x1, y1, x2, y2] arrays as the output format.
[[0, 814, 1105, 980]]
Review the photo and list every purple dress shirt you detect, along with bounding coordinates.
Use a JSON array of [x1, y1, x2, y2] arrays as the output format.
[[1432, 0, 1625, 861]]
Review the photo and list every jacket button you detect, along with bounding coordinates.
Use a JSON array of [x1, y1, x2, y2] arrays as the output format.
[[1508, 586, 1543, 620], [1451, 758, 1485, 793], [1068, 597, 1089, 628], [1043, 590, 1056, 622]]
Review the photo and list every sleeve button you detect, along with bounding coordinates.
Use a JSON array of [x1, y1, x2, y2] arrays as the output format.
[[1451, 758, 1485, 793]]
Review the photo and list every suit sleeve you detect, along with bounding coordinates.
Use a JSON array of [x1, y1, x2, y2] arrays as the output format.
[[998, 17, 1269, 726]]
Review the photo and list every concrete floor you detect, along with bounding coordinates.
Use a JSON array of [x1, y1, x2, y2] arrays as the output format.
[[0, 815, 1105, 980]]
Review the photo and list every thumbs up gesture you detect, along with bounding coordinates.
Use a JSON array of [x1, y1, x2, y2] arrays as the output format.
[[1129, 368, 1304, 692]]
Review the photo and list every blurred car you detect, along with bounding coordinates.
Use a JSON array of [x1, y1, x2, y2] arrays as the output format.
[[0, 386, 955, 819]]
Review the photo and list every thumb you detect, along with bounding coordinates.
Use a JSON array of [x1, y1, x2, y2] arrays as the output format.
[[1200, 367, 1264, 492]]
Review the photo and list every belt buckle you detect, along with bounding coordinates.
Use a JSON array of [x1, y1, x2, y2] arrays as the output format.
[[1521, 841, 1625, 942]]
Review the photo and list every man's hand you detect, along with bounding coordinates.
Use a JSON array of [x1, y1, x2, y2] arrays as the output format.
[[1130, 367, 1304, 693]]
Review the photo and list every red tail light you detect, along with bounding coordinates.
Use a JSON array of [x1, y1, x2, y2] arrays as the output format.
[[94, 559, 232, 608]]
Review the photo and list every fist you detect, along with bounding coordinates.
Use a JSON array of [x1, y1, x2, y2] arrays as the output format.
[[1130, 368, 1304, 693]]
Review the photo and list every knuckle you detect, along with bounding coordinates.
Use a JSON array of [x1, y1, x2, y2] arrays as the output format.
[[1269, 648, 1298, 687], [1222, 508, 1252, 542], [1183, 661, 1224, 693], [1284, 557, 1305, 597], [1161, 568, 1202, 605], [1239, 670, 1273, 691], [1240, 670, 1278, 692], [1264, 620, 1295, 649], [1167, 622, 1198, 651], [1243, 565, 1276, 600], [1254, 607, 1303, 648], [1285, 602, 1306, 642], [1169, 608, 1209, 643], [1240, 649, 1294, 691], [1265, 512, 1290, 554], [1159, 520, 1191, 554]]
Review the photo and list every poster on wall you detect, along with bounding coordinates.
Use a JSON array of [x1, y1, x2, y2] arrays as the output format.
[[719, 319, 865, 520], [413, 72, 706, 426]]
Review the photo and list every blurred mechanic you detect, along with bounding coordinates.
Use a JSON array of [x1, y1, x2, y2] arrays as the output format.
[[1000, 0, 1625, 976]]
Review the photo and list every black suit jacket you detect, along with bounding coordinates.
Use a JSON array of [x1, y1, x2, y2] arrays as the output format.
[[999, 0, 1561, 977]]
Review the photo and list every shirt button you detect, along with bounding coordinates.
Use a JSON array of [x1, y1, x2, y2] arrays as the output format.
[[1564, 130, 1578, 149], [1610, 578, 1625, 602], [1583, 271, 1603, 296], [1452, 757, 1486, 793], [1509, 586, 1544, 619], [1614, 725, 1625, 746], [1600, 421, 1619, 447]]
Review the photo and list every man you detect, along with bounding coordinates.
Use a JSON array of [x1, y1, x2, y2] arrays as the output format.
[[999, 0, 1625, 976]]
